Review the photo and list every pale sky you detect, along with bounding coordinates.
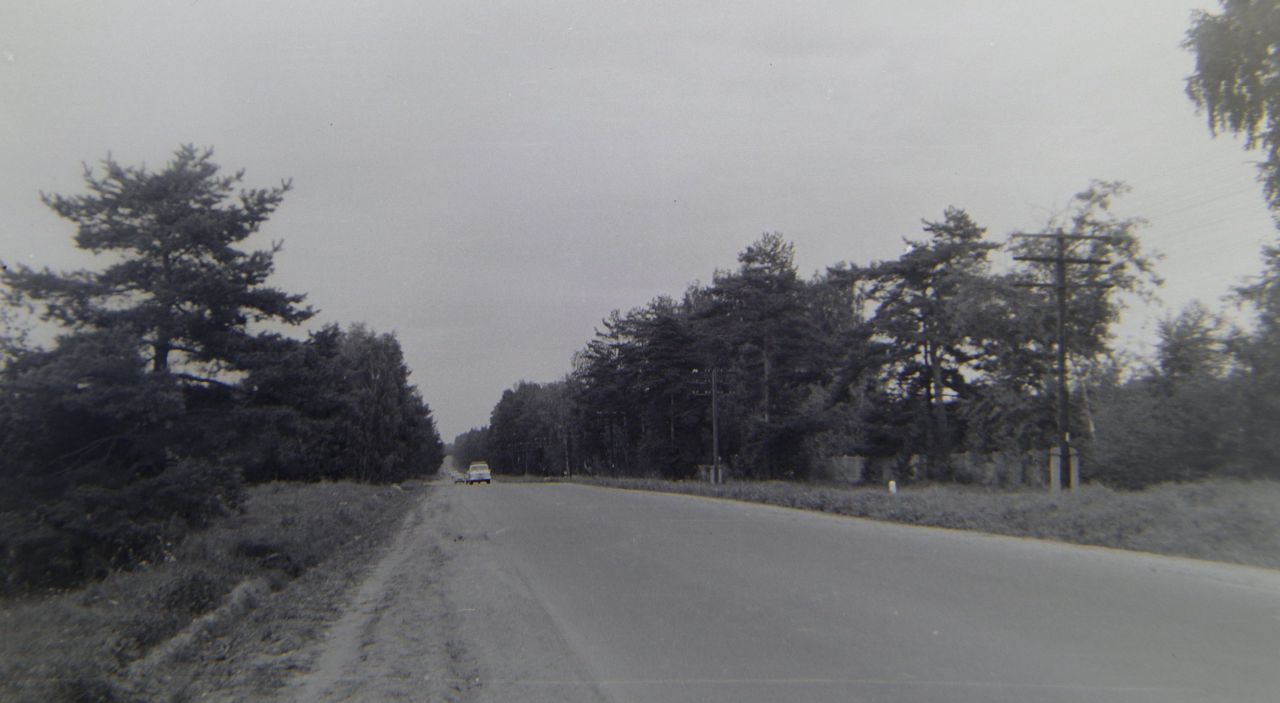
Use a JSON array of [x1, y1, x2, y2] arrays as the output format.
[[2, 1, 1274, 440]]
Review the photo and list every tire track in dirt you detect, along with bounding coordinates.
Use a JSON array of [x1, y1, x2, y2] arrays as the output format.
[[280, 488, 476, 702]]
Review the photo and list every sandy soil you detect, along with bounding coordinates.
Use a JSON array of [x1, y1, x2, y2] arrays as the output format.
[[266, 483, 466, 702], [270, 482, 605, 703]]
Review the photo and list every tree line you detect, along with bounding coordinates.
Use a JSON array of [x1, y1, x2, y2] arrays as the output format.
[[0, 146, 443, 591], [466, 1, 1280, 489], [471, 191, 1275, 487], [464, 186, 1168, 484]]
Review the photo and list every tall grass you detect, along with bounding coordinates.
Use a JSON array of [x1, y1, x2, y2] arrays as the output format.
[[0, 480, 421, 703], [577, 477, 1280, 569]]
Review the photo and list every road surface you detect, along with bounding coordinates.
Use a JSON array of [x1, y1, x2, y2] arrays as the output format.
[[286, 482, 1280, 702]]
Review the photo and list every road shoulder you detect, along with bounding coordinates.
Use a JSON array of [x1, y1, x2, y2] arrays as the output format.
[[274, 483, 607, 702], [436, 485, 611, 702]]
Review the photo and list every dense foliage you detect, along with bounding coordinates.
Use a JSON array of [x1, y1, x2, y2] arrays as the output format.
[[236, 324, 444, 484], [450, 427, 491, 468], [476, 187, 1276, 488], [1185, 0, 1280, 212], [0, 147, 442, 592]]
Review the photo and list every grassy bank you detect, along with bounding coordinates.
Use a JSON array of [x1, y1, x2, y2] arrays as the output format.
[[0, 480, 423, 703], [575, 477, 1280, 570]]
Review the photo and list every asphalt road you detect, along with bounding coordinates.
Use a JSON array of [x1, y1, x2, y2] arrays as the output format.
[[441, 482, 1280, 703]]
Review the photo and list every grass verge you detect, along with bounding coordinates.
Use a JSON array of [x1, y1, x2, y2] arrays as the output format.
[[573, 477, 1280, 570], [0, 480, 423, 703]]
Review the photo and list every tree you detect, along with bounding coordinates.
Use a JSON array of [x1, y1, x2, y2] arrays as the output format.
[[337, 324, 443, 482], [1221, 243, 1280, 477], [572, 296, 709, 479], [1185, 0, 1280, 211], [0, 144, 316, 590], [1155, 301, 1228, 383], [2, 145, 313, 383], [0, 328, 241, 590], [236, 328, 349, 482], [631, 304, 704, 477], [954, 272, 1058, 455], [0, 304, 32, 367], [0, 329, 181, 504], [842, 209, 999, 478], [0, 147, 446, 591], [1005, 182, 1162, 461], [452, 427, 492, 468], [1010, 182, 1161, 360], [488, 380, 573, 475], [1088, 302, 1234, 486], [573, 301, 682, 477], [565, 235, 873, 481], [239, 324, 444, 483], [696, 234, 835, 479], [1186, 4, 1280, 478]]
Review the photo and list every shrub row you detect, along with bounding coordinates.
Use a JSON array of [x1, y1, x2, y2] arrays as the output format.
[[576, 477, 1280, 569]]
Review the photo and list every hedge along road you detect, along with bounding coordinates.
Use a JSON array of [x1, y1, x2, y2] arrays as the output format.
[[286, 481, 1280, 703]]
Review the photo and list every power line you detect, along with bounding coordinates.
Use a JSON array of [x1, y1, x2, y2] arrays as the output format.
[[1012, 231, 1115, 492]]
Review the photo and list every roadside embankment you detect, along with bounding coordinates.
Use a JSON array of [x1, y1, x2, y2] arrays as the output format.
[[0, 480, 424, 703], [572, 477, 1280, 570]]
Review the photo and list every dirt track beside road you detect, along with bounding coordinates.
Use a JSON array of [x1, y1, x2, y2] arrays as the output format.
[[276, 483, 604, 703]]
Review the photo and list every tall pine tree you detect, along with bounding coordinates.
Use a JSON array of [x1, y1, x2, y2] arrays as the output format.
[[3, 145, 313, 384]]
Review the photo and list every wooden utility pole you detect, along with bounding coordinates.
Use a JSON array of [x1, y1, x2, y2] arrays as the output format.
[[1013, 232, 1113, 491], [693, 367, 724, 484], [712, 367, 721, 484]]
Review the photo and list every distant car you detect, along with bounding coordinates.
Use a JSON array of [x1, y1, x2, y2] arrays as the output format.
[[466, 461, 492, 484]]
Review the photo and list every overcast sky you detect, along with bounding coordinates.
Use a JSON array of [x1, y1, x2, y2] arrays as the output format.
[[2, 1, 1274, 440]]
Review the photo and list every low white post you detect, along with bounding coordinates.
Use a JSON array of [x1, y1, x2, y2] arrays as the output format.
[[1048, 448, 1062, 493]]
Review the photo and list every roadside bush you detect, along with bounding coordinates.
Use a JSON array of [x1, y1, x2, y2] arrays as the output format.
[[0, 481, 420, 703], [0, 328, 244, 593], [1086, 376, 1235, 487], [0, 459, 242, 593], [156, 566, 229, 616]]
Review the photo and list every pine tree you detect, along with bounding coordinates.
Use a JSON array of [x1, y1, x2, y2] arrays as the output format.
[[3, 145, 313, 384]]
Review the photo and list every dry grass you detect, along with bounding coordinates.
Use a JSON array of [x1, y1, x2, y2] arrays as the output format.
[[0, 480, 422, 703], [576, 477, 1280, 570]]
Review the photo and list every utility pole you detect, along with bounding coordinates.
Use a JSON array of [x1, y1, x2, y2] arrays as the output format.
[[711, 367, 721, 485], [562, 424, 570, 478], [1013, 231, 1113, 492], [594, 410, 623, 475], [693, 367, 723, 484]]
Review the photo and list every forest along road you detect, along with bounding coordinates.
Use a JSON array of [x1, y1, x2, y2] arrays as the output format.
[[284, 483, 1280, 703]]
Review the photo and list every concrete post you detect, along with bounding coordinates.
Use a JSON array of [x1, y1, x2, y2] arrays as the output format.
[[1048, 448, 1062, 493]]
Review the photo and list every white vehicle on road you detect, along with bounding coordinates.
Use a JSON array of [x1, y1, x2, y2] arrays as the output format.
[[466, 461, 492, 484]]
